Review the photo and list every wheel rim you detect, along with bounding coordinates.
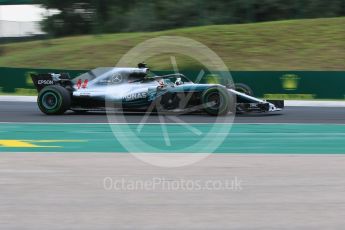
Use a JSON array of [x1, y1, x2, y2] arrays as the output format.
[[42, 92, 58, 110], [206, 92, 222, 109]]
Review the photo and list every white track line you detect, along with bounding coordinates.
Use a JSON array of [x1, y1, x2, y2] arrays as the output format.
[[1, 122, 345, 125], [285, 100, 345, 107], [0, 96, 36, 102], [0, 152, 344, 155]]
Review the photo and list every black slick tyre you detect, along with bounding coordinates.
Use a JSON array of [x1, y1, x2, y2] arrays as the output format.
[[37, 85, 71, 115], [235, 83, 253, 96], [201, 87, 230, 116]]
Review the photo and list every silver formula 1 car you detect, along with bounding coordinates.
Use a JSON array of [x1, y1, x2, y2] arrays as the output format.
[[31, 64, 284, 115]]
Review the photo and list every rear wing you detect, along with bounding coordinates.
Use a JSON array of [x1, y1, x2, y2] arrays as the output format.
[[31, 73, 72, 92]]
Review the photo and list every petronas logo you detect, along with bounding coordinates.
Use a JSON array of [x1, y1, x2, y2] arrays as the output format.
[[281, 74, 300, 90]]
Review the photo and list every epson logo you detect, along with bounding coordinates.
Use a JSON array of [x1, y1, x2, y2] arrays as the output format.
[[38, 80, 54, 85]]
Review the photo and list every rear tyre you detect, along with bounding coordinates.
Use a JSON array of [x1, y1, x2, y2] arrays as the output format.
[[37, 85, 71, 115], [201, 87, 230, 116], [235, 83, 253, 96]]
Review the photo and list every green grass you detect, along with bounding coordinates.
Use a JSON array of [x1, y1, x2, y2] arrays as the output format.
[[0, 17, 344, 70]]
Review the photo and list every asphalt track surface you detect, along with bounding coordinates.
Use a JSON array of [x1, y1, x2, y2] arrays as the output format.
[[1, 101, 345, 230], [1, 101, 345, 123], [1, 153, 345, 229]]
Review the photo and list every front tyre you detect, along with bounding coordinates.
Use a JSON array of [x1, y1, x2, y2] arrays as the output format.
[[201, 87, 230, 116], [37, 85, 71, 115], [235, 83, 253, 96]]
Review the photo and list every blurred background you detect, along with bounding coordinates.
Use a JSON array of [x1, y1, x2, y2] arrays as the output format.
[[0, 0, 344, 97], [0, 0, 344, 70], [1, 0, 344, 37], [0, 0, 344, 69]]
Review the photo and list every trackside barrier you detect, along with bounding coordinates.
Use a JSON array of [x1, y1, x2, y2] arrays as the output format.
[[0, 67, 344, 99], [0, 67, 85, 95], [157, 71, 345, 100]]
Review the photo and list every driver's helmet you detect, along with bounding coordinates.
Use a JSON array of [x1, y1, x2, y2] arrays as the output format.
[[175, 77, 182, 86], [158, 79, 165, 87]]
